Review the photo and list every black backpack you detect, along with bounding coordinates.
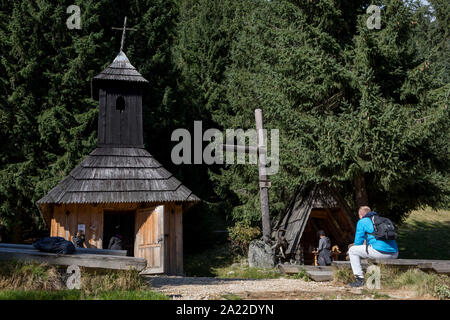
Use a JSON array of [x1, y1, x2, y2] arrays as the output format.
[[368, 215, 398, 241]]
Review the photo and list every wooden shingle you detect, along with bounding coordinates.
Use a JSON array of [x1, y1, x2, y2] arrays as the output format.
[[93, 51, 148, 83], [37, 147, 199, 204]]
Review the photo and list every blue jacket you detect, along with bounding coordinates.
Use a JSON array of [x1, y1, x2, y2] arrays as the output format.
[[354, 211, 398, 253]]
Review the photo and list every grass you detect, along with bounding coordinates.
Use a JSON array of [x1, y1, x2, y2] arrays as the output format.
[[184, 244, 283, 279], [0, 260, 169, 300], [0, 260, 65, 291], [289, 268, 311, 281], [90, 290, 168, 300], [397, 208, 450, 259], [214, 264, 282, 279], [333, 267, 355, 284], [184, 244, 235, 277], [221, 293, 242, 300], [361, 289, 391, 299], [382, 208, 450, 299], [0, 289, 168, 300], [333, 264, 450, 299], [379, 265, 450, 299], [0, 290, 82, 300]]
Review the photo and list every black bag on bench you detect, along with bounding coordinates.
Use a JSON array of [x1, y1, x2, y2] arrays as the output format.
[[33, 236, 76, 254]]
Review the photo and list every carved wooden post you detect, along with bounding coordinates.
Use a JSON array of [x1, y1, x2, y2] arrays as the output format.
[[221, 109, 273, 244], [255, 109, 271, 244]]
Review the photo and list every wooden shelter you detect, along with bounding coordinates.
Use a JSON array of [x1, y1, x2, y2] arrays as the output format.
[[37, 50, 199, 275], [274, 184, 356, 264]]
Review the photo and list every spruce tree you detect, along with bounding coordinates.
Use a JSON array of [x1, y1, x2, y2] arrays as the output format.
[[200, 0, 449, 224]]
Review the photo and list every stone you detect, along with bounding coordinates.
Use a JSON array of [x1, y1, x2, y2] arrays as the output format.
[[248, 239, 275, 269]]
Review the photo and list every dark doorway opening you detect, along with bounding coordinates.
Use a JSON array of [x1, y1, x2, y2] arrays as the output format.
[[103, 211, 135, 256], [300, 208, 351, 264]]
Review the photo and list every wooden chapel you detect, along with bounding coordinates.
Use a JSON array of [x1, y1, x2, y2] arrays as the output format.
[[37, 46, 199, 275]]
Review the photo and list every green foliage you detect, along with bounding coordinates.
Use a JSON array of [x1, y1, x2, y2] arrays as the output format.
[[0, 260, 64, 291], [0, 261, 168, 300], [220, 293, 242, 300], [176, 0, 449, 226], [333, 267, 355, 284], [388, 267, 450, 299], [0, 0, 210, 242], [334, 263, 450, 299], [291, 268, 310, 281], [184, 244, 236, 277], [0, 289, 168, 300], [92, 290, 169, 300], [80, 268, 148, 295], [0, 0, 448, 243], [228, 221, 261, 255], [360, 289, 391, 299], [434, 283, 450, 300], [0, 290, 82, 300], [0, 0, 114, 240]]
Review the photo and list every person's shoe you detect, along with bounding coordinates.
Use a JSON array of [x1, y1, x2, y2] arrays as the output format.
[[349, 276, 365, 288]]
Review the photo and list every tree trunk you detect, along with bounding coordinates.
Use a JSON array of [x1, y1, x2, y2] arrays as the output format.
[[11, 222, 22, 243], [354, 172, 369, 208], [10, 206, 24, 243]]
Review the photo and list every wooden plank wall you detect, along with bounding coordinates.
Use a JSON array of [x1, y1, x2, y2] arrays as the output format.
[[51, 203, 140, 249], [164, 203, 183, 275], [49, 202, 184, 275]]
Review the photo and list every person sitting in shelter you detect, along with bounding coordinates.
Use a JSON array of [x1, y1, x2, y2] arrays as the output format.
[[348, 206, 398, 287], [72, 231, 86, 248], [108, 225, 123, 250], [317, 230, 332, 266]]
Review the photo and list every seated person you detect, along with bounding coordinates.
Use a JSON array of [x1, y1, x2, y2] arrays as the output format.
[[72, 231, 86, 248], [108, 225, 123, 250], [348, 206, 398, 287]]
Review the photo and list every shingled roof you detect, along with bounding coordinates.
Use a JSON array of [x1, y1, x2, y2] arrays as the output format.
[[93, 51, 148, 83], [37, 147, 200, 204]]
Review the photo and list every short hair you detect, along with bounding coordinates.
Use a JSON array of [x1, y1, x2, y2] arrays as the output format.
[[317, 230, 325, 237], [358, 206, 371, 216]]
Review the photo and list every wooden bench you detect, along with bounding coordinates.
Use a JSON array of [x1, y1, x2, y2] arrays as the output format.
[[0, 243, 127, 256], [332, 259, 450, 274], [0, 244, 145, 271]]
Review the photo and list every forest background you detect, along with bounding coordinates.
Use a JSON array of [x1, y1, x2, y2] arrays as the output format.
[[0, 0, 448, 259]]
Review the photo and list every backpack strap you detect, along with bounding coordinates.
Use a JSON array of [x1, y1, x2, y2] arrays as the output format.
[[365, 216, 376, 254], [365, 233, 369, 254]]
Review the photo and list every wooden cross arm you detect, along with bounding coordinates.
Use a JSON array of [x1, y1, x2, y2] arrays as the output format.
[[220, 144, 266, 154], [112, 27, 137, 31]]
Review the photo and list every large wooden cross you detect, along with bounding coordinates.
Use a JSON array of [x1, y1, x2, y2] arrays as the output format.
[[112, 16, 137, 52], [221, 109, 272, 244]]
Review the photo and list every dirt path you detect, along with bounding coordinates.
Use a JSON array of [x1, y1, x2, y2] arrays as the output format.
[[145, 276, 419, 300]]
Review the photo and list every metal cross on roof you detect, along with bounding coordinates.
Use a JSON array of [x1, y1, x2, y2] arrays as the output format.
[[112, 16, 137, 52]]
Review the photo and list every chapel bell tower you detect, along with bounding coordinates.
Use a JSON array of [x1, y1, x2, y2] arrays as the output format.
[[91, 51, 149, 148]]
